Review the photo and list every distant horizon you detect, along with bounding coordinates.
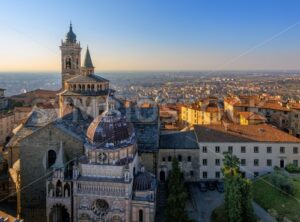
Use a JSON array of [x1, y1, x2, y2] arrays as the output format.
[[2, 69, 300, 74]]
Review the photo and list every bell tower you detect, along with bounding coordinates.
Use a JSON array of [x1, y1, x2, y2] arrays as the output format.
[[60, 23, 81, 89]]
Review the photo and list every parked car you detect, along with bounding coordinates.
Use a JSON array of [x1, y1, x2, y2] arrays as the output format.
[[206, 181, 216, 191], [216, 181, 224, 193], [199, 182, 207, 192]]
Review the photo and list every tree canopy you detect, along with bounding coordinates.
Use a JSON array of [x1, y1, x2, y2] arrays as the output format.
[[222, 153, 255, 222], [166, 158, 190, 222]]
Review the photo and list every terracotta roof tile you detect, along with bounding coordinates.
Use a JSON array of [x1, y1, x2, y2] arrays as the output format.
[[194, 124, 300, 143]]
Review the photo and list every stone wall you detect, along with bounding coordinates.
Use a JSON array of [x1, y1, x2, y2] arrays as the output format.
[[140, 152, 156, 174], [157, 149, 200, 182], [19, 123, 84, 221]]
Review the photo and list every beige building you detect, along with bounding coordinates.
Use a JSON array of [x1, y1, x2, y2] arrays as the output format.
[[227, 95, 300, 136], [13, 107, 32, 125], [289, 104, 300, 137], [195, 124, 300, 180], [158, 131, 199, 182], [0, 107, 32, 146], [0, 112, 15, 145]]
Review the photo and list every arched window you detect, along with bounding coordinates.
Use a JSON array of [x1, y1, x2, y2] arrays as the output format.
[[48, 150, 56, 168], [139, 209, 143, 222], [65, 58, 72, 69], [56, 180, 62, 197], [168, 156, 172, 162], [64, 183, 70, 197], [188, 156, 191, 162]]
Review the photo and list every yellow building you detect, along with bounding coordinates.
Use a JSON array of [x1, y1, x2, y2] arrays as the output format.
[[181, 105, 222, 126], [238, 112, 266, 125]]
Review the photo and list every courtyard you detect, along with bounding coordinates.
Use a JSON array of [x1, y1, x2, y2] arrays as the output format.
[[186, 183, 276, 222], [187, 183, 224, 222]]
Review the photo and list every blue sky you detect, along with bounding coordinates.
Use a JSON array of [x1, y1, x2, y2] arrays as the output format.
[[0, 0, 300, 71]]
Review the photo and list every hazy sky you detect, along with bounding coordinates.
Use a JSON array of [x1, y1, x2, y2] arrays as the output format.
[[1, 0, 300, 72]]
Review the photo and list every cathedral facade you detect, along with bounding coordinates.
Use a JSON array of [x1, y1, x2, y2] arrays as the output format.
[[46, 110, 156, 222], [7, 24, 158, 222]]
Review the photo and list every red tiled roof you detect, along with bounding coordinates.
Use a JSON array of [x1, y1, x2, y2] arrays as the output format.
[[194, 124, 300, 143], [238, 112, 266, 121]]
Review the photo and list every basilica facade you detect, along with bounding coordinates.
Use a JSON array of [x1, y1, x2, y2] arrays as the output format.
[[7, 24, 158, 222], [48, 25, 157, 222], [46, 109, 156, 222]]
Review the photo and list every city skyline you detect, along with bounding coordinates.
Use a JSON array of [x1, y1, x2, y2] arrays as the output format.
[[1, 0, 300, 72], [1, 3, 300, 221]]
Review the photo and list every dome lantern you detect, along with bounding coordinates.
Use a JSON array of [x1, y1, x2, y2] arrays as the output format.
[[65, 22, 77, 43]]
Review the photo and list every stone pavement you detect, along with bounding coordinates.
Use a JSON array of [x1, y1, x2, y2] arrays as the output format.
[[186, 183, 277, 222]]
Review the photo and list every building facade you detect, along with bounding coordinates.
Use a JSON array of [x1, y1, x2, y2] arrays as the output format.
[[7, 24, 159, 222], [46, 110, 156, 222], [195, 124, 300, 180], [157, 131, 199, 182]]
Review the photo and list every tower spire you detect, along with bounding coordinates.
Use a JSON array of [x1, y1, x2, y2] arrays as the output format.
[[82, 46, 95, 75], [83, 46, 94, 68]]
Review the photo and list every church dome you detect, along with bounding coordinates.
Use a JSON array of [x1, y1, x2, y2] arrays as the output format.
[[66, 23, 77, 43], [86, 109, 135, 149], [133, 171, 155, 191]]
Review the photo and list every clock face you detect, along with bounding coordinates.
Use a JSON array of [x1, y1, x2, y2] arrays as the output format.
[[98, 152, 107, 161]]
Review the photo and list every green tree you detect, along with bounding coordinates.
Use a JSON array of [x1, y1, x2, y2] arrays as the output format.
[[166, 158, 189, 222], [222, 153, 254, 222], [240, 178, 254, 221], [222, 152, 240, 176]]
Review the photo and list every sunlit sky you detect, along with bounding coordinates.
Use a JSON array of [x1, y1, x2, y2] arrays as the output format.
[[1, 0, 300, 72]]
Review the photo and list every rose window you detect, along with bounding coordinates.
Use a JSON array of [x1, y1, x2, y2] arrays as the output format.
[[91, 199, 109, 218]]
